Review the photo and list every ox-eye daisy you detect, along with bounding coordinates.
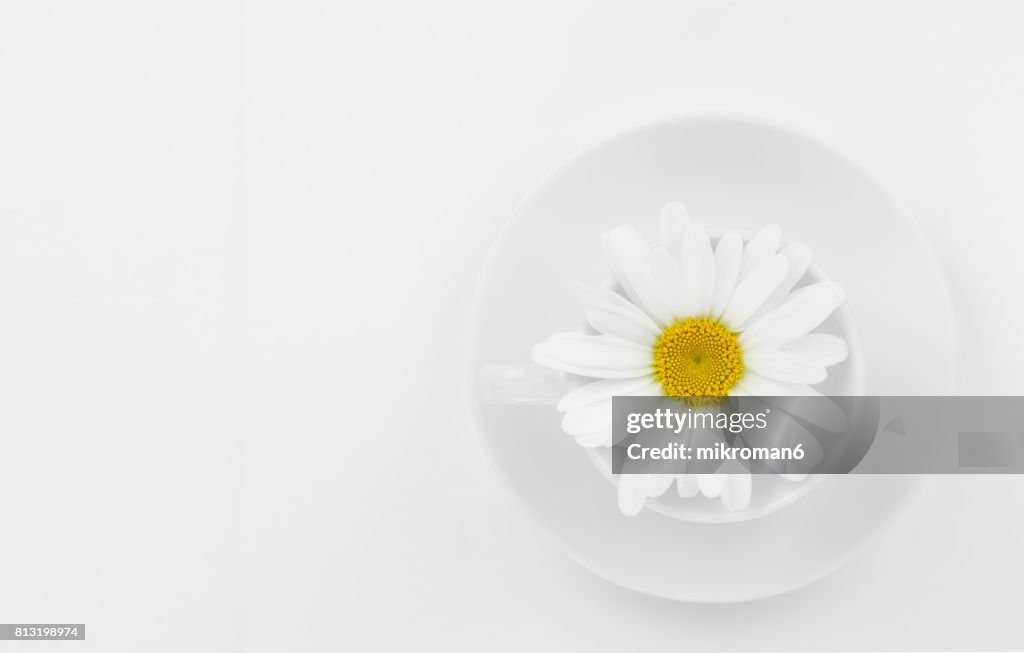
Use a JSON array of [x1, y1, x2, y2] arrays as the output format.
[[531, 202, 849, 516]]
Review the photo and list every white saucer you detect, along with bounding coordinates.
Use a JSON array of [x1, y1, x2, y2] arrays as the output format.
[[467, 114, 955, 602]]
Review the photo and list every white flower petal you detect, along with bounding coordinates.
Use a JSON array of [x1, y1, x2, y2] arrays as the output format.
[[732, 371, 813, 396], [559, 378, 663, 443], [545, 332, 652, 355], [600, 226, 646, 301], [740, 224, 782, 279], [569, 280, 645, 315], [738, 282, 845, 350], [659, 201, 689, 255], [676, 473, 700, 498], [586, 309, 658, 346], [545, 331, 650, 348], [556, 376, 658, 412], [765, 394, 849, 433], [648, 247, 688, 319], [697, 473, 727, 498], [743, 348, 827, 385], [627, 379, 664, 398], [645, 473, 675, 497], [753, 242, 812, 318], [617, 474, 649, 516], [601, 226, 675, 325], [679, 222, 715, 315], [710, 232, 744, 318], [570, 281, 661, 339], [532, 333, 652, 379], [720, 254, 789, 329], [782, 333, 849, 367], [720, 464, 752, 512], [794, 384, 824, 397], [689, 422, 729, 497]]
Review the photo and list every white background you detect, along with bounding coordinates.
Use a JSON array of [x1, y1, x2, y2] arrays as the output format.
[[2, 1, 1023, 651]]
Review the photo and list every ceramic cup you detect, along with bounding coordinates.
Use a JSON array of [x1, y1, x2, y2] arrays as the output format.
[[480, 228, 865, 524]]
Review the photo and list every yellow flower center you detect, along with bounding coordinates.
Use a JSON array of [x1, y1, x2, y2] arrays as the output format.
[[653, 317, 744, 399]]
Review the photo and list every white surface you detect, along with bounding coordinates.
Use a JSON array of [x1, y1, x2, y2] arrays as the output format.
[[1, 1, 1023, 651]]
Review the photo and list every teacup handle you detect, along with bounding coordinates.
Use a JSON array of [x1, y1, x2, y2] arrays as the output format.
[[479, 363, 567, 405]]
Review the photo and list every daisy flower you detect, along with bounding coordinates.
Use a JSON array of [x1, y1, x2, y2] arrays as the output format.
[[531, 202, 849, 516]]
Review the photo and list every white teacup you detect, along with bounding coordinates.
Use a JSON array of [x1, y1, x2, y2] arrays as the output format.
[[480, 229, 865, 524]]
